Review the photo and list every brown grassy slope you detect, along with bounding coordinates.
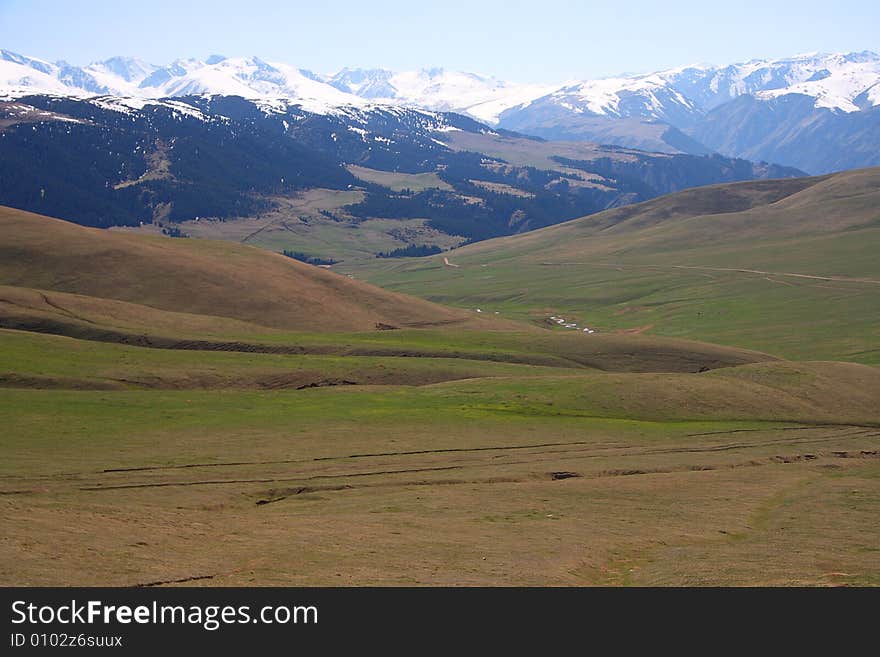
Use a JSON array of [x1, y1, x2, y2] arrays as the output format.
[[0, 206, 483, 331], [450, 167, 879, 260], [0, 284, 281, 341]]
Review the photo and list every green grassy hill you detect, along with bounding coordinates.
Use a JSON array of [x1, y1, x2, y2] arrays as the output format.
[[342, 167, 880, 363]]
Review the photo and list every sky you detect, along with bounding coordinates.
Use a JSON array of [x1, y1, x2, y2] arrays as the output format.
[[0, 0, 877, 83]]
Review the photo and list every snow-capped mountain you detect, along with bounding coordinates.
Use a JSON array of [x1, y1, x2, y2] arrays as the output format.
[[0, 51, 368, 114], [500, 51, 880, 125], [148, 56, 364, 113], [81, 56, 159, 93], [0, 50, 77, 97], [667, 51, 880, 113], [327, 67, 556, 123], [496, 51, 880, 172], [0, 51, 554, 123], [4, 49, 878, 122], [526, 74, 698, 122], [1, 48, 879, 172]]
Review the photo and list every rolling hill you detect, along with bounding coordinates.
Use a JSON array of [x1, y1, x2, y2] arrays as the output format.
[[0, 203, 782, 372], [342, 167, 880, 363], [0, 205, 478, 332]]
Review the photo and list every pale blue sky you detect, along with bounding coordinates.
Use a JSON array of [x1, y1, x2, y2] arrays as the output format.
[[0, 0, 876, 82]]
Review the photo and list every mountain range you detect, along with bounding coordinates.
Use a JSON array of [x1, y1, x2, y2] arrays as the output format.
[[2, 49, 879, 173]]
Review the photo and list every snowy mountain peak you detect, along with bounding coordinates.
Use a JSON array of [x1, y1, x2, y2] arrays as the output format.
[[1, 49, 55, 74], [328, 66, 556, 123], [328, 68, 396, 99], [91, 56, 158, 83]]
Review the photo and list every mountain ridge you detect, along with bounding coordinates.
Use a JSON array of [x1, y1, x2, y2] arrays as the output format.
[[0, 49, 549, 119], [3, 48, 877, 172], [4, 49, 877, 122]]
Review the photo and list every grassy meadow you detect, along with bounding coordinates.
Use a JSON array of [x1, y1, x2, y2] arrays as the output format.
[[1, 169, 878, 586], [2, 322, 878, 586]]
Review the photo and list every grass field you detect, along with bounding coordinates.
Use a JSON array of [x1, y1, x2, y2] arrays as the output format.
[[1, 186, 878, 587], [2, 362, 878, 586], [1, 320, 878, 586]]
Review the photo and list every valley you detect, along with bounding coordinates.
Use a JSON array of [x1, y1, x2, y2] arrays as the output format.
[[0, 42, 878, 590], [343, 168, 880, 363]]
